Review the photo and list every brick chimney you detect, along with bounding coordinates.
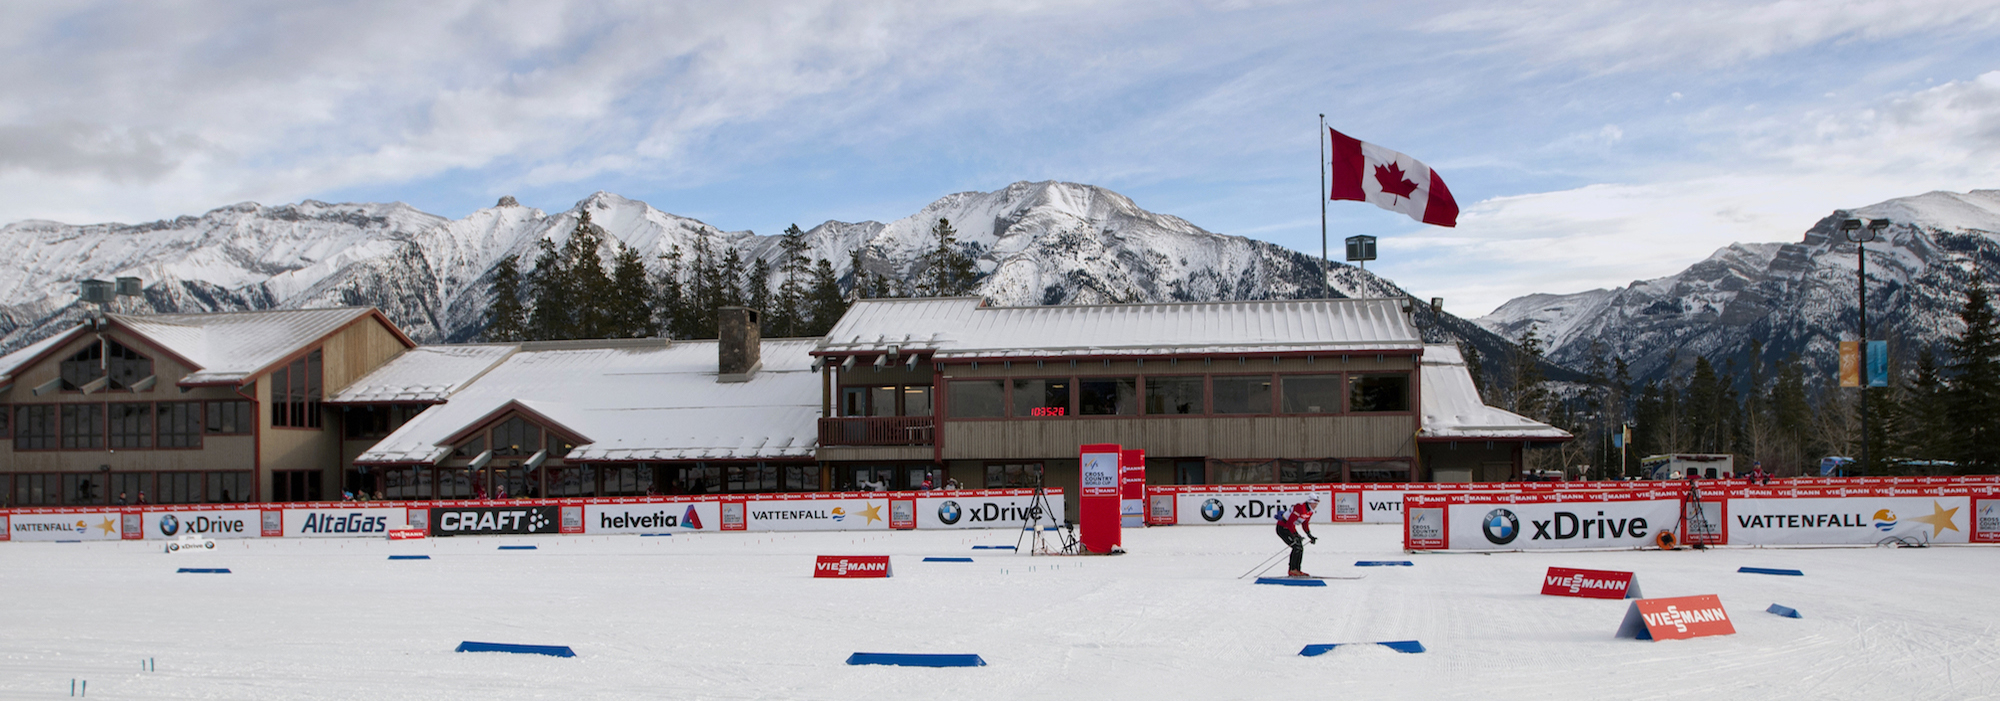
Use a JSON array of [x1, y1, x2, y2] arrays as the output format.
[[718, 306, 762, 382]]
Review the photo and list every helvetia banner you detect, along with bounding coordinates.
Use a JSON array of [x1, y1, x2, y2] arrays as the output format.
[[917, 493, 1064, 529], [586, 502, 718, 534], [284, 507, 407, 538], [429, 506, 560, 536], [1449, 499, 1680, 551], [1174, 490, 1334, 526], [7, 512, 124, 541], [1729, 496, 1970, 545], [145, 510, 260, 540]]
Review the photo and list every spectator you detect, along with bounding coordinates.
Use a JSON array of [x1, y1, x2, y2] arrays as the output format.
[[136, 491, 149, 505], [115, 492, 128, 506]]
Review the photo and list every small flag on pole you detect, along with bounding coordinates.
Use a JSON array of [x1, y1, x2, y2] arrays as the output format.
[[1328, 128, 1458, 227], [1839, 341, 1860, 388], [1867, 340, 1888, 387]]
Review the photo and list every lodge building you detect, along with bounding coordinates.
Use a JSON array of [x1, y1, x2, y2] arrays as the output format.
[[0, 298, 1568, 511]]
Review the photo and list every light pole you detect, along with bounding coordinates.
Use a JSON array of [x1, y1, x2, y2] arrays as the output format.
[[1841, 217, 1889, 474]]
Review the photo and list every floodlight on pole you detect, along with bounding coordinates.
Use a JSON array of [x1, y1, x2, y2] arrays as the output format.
[[1841, 216, 1885, 474]]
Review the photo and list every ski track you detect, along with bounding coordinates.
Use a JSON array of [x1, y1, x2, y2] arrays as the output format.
[[1, 526, 1997, 699]]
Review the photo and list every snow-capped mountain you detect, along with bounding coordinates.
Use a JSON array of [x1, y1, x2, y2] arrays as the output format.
[[1476, 189, 2000, 386], [0, 181, 1525, 368]]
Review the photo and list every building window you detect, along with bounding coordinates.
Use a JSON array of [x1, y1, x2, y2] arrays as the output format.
[[60, 343, 105, 390], [15, 405, 56, 450], [109, 402, 154, 449], [1078, 377, 1138, 416], [158, 402, 202, 448], [61, 403, 105, 449], [784, 465, 821, 491], [206, 400, 251, 434], [436, 469, 473, 499], [270, 350, 323, 428], [0, 404, 7, 438], [947, 380, 1005, 418], [728, 464, 778, 492], [1212, 376, 1272, 415], [1143, 376, 1204, 415], [602, 464, 652, 496], [14, 473, 58, 505], [454, 435, 487, 458], [678, 465, 722, 494], [985, 463, 1043, 488], [1281, 375, 1344, 414], [1350, 373, 1410, 413], [106, 339, 153, 390], [62, 473, 106, 505], [492, 416, 542, 456], [383, 467, 433, 500], [208, 471, 250, 502], [1279, 459, 1339, 483], [109, 473, 151, 503], [1347, 458, 1412, 482], [1011, 379, 1069, 417], [902, 386, 933, 416], [158, 472, 202, 504]]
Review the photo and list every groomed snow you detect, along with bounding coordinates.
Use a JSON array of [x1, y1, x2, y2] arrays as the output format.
[[2, 525, 1995, 699]]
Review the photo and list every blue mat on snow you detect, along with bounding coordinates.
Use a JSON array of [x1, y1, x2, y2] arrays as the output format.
[[1767, 604, 1803, 618], [640, 533, 672, 537], [497, 545, 537, 550], [971, 545, 1015, 550], [1355, 561, 1414, 567], [176, 568, 231, 574], [1300, 640, 1426, 656], [454, 641, 575, 657], [1255, 577, 1326, 587], [388, 555, 430, 560], [924, 557, 974, 562], [846, 652, 986, 667], [1739, 567, 1803, 576]]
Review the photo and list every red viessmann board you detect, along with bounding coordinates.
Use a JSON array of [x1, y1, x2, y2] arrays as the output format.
[[1540, 567, 1639, 599], [813, 555, 892, 578]]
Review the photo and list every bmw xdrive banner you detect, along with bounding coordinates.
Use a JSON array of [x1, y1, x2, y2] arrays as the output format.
[[917, 492, 1064, 530], [1175, 490, 1333, 526], [283, 507, 406, 538], [145, 510, 260, 540], [1448, 499, 1681, 551], [429, 506, 560, 536]]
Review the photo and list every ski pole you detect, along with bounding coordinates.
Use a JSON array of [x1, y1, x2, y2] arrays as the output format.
[[1238, 547, 1291, 579]]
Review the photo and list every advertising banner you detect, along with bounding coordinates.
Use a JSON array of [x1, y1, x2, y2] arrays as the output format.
[[585, 502, 716, 534], [145, 510, 260, 540], [890, 499, 916, 530], [1079, 443, 1122, 554], [1120, 448, 1146, 528], [428, 505, 559, 536], [1171, 490, 1333, 526], [916, 492, 1062, 530], [1976, 498, 2000, 544], [1541, 567, 1640, 599], [1616, 595, 1735, 641], [1405, 505, 1445, 549], [1359, 490, 1406, 524], [1147, 493, 1175, 526], [1446, 497, 1681, 551], [813, 555, 891, 578], [7, 512, 124, 541], [743, 497, 891, 532], [1728, 495, 1972, 546], [284, 507, 406, 538]]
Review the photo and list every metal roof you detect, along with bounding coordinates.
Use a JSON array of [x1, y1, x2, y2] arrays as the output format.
[[113, 307, 389, 385], [326, 343, 519, 404], [818, 297, 1422, 358], [1418, 344, 1571, 441], [355, 339, 821, 465]]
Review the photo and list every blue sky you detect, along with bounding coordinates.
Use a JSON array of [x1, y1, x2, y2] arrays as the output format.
[[3, 1, 1999, 316]]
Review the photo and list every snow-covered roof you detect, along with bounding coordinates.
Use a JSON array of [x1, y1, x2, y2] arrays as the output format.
[[356, 339, 821, 464], [1418, 344, 1571, 441], [0, 307, 400, 388], [818, 297, 1422, 358], [326, 344, 519, 404]]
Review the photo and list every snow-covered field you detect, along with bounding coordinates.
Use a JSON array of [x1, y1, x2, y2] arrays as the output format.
[[3, 524, 1996, 700]]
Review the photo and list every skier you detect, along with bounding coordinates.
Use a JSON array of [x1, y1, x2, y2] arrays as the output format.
[[1274, 494, 1320, 577]]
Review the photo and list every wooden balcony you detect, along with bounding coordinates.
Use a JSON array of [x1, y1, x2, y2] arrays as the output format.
[[819, 416, 935, 446]]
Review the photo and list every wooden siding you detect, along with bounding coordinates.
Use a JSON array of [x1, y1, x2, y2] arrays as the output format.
[[941, 415, 1417, 461]]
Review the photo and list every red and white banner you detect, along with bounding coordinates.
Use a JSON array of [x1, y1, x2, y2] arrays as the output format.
[[386, 528, 426, 540], [1728, 494, 1972, 546], [1329, 128, 1458, 227], [1541, 567, 1640, 600], [813, 555, 891, 578], [1616, 595, 1735, 641], [1405, 490, 1684, 551], [1976, 498, 2000, 544]]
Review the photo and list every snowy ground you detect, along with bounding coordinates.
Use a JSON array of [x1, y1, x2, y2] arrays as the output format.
[[2, 524, 1997, 700]]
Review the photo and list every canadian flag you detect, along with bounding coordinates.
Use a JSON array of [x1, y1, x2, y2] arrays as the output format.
[[1328, 128, 1458, 227]]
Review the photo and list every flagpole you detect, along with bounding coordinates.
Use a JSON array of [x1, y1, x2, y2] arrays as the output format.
[[1319, 113, 1329, 299]]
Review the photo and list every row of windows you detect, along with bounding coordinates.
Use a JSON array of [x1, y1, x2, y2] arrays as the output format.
[[342, 404, 426, 439], [452, 416, 578, 459], [345, 462, 822, 500], [944, 373, 1410, 419], [7, 401, 252, 451], [7, 471, 251, 506], [60, 339, 154, 392], [271, 350, 323, 429]]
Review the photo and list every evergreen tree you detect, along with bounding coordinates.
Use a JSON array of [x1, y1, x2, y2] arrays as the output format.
[[607, 243, 652, 338], [1771, 354, 1813, 474], [848, 249, 874, 300], [918, 217, 979, 296], [526, 238, 572, 340], [1683, 357, 1726, 453], [718, 248, 747, 308], [806, 258, 847, 335], [1899, 348, 1952, 462], [683, 236, 723, 339], [1460, 342, 1488, 399], [1507, 326, 1552, 421], [748, 258, 773, 327], [1946, 277, 2000, 472], [653, 246, 688, 338], [772, 224, 812, 337], [482, 255, 527, 342]]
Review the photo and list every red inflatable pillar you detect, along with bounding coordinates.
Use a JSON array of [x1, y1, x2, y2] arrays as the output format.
[[1120, 449, 1146, 528], [1078, 443, 1123, 554]]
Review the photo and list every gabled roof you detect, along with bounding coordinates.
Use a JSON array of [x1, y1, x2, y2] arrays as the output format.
[[0, 307, 410, 388], [327, 343, 518, 404], [1418, 344, 1571, 441], [817, 297, 1423, 359], [356, 339, 821, 465]]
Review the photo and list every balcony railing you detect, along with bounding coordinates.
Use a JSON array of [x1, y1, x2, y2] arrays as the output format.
[[819, 416, 935, 446]]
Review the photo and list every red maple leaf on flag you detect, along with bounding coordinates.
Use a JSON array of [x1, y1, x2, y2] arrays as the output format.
[[1373, 161, 1419, 200]]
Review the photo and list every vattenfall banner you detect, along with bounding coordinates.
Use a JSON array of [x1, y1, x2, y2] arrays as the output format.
[[1729, 496, 1972, 546], [6, 512, 125, 541]]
